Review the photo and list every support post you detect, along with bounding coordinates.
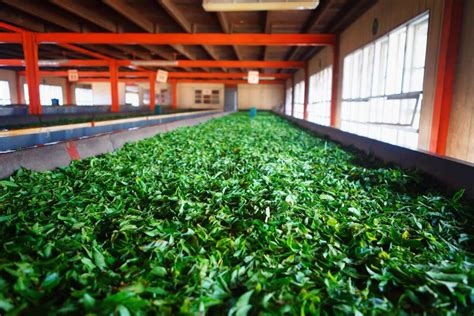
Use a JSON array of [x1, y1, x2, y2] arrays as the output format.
[[429, 0, 463, 155], [65, 80, 73, 105], [291, 76, 295, 117], [330, 35, 339, 127], [15, 72, 23, 104], [171, 80, 177, 109], [303, 62, 309, 120], [22, 31, 41, 115], [149, 72, 157, 112], [109, 59, 119, 113]]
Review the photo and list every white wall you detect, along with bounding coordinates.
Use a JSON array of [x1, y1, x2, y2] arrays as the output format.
[[177, 83, 224, 109], [238, 84, 284, 110], [0, 69, 19, 104]]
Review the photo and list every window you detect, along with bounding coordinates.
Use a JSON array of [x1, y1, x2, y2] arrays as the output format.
[[293, 81, 305, 119], [0, 81, 11, 105], [194, 89, 220, 105], [285, 87, 293, 115], [75, 87, 93, 106], [24, 84, 64, 106], [308, 66, 332, 126], [340, 13, 429, 149], [125, 85, 140, 107]]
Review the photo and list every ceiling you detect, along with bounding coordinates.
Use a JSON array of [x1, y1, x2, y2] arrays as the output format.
[[0, 0, 376, 74]]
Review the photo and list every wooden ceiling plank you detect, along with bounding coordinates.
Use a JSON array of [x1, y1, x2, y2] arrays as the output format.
[[103, 0, 199, 67], [157, 0, 224, 71], [4, 0, 81, 32], [216, 12, 244, 72], [50, 0, 117, 32]]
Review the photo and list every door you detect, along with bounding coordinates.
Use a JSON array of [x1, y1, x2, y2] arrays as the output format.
[[224, 86, 237, 112]]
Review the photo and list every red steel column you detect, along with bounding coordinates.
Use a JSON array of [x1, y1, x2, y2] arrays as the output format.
[[22, 31, 41, 115], [291, 76, 295, 117], [65, 80, 73, 105], [330, 35, 339, 127], [15, 72, 23, 104], [149, 72, 156, 112], [303, 62, 309, 120], [429, 0, 463, 155], [171, 80, 177, 109], [109, 59, 119, 113]]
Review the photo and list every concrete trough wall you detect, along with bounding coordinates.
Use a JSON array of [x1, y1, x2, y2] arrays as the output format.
[[277, 112, 474, 199], [0, 110, 219, 152], [0, 112, 230, 179]]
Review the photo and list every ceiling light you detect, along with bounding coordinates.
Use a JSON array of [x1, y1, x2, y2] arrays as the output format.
[[130, 61, 179, 67], [203, 0, 319, 12]]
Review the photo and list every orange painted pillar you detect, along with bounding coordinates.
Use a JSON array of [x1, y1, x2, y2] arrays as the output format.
[[65, 80, 73, 105], [15, 72, 23, 104], [109, 59, 119, 112], [171, 80, 177, 109], [22, 31, 41, 115], [291, 76, 295, 117], [149, 72, 156, 112], [330, 35, 339, 127], [303, 62, 309, 120], [429, 0, 463, 155]]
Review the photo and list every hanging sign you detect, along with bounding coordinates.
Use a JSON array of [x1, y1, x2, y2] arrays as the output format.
[[68, 69, 79, 82], [156, 70, 169, 83], [248, 71, 259, 84]]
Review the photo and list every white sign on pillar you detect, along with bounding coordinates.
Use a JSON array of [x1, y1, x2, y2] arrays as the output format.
[[248, 71, 259, 84], [156, 70, 169, 83], [68, 69, 79, 82]]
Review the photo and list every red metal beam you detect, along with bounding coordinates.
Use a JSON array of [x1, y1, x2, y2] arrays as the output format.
[[330, 36, 340, 127], [22, 32, 41, 115], [58, 43, 112, 60], [65, 80, 73, 105], [303, 63, 309, 120], [35, 33, 335, 46], [0, 21, 24, 33], [0, 33, 22, 43], [149, 72, 156, 112], [109, 60, 119, 113], [429, 0, 463, 155], [5, 59, 303, 69]]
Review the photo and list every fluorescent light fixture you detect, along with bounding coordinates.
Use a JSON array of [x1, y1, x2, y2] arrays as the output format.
[[244, 76, 276, 80], [39, 59, 70, 66], [130, 60, 179, 67], [203, 0, 319, 12]]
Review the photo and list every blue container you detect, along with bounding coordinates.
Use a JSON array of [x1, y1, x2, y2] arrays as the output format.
[[51, 98, 60, 106], [249, 107, 257, 118], [154, 105, 161, 114]]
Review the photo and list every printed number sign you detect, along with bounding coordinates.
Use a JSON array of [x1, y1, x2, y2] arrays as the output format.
[[68, 69, 79, 82], [156, 70, 169, 83], [248, 71, 259, 84]]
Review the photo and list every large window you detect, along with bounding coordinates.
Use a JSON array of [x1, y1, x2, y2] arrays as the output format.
[[75, 86, 93, 106], [308, 66, 332, 126], [194, 89, 220, 105], [24, 84, 64, 106], [285, 87, 292, 115], [125, 85, 140, 107], [293, 81, 305, 119], [340, 13, 429, 149], [0, 81, 11, 105]]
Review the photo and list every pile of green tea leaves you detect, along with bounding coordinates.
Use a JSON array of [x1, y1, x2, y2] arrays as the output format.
[[0, 113, 473, 315]]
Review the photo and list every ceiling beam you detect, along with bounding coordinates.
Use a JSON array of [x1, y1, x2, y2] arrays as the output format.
[[157, 0, 223, 71], [35, 33, 336, 46], [217, 12, 244, 72], [3, 0, 82, 32], [103, 0, 197, 66], [0, 59, 304, 69]]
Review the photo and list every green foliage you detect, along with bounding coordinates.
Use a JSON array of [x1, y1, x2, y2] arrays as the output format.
[[0, 113, 473, 315]]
